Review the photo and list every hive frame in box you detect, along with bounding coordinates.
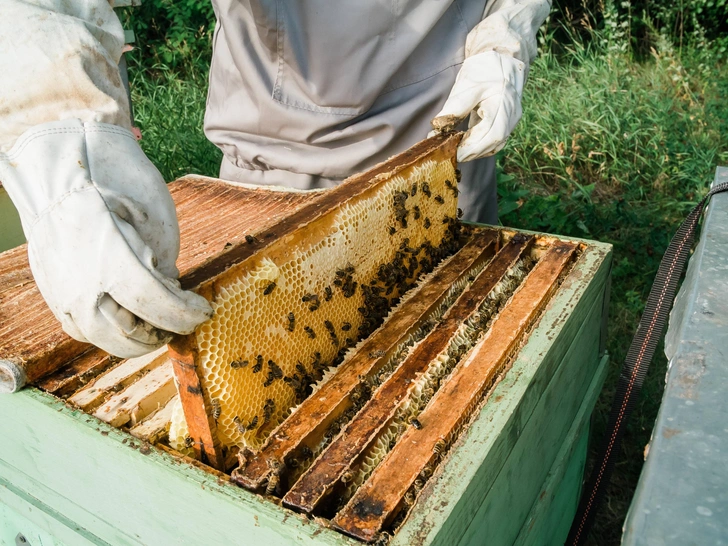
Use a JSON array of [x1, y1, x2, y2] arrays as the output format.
[[0, 224, 611, 546], [168, 133, 463, 469]]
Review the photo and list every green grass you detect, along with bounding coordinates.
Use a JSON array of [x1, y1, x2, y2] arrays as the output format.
[[499, 35, 728, 545], [127, 28, 727, 545]]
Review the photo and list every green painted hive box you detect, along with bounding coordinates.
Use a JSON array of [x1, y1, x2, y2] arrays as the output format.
[[0, 170, 611, 546]]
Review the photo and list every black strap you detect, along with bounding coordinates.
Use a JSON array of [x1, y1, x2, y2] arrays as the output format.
[[566, 181, 728, 546]]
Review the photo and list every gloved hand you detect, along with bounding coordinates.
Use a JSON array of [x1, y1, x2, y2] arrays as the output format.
[[431, 0, 551, 163], [0, 120, 213, 357], [432, 51, 526, 162]]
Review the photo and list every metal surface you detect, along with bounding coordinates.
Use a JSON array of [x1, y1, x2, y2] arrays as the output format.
[[623, 167, 728, 545]]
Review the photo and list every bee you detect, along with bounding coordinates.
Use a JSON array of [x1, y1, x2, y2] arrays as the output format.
[[455, 168, 462, 182], [311, 351, 322, 368], [287, 312, 295, 332], [434, 195, 444, 204], [253, 355, 263, 373], [368, 349, 386, 358], [420, 466, 433, 479], [442, 216, 452, 224], [308, 295, 321, 312], [335, 267, 346, 278], [358, 306, 370, 317], [246, 415, 259, 431], [414, 478, 425, 491], [341, 321, 352, 331], [333, 277, 343, 287], [445, 179, 460, 196], [324, 286, 333, 301], [301, 445, 313, 459], [263, 281, 276, 295], [324, 320, 335, 333], [341, 471, 354, 484], [304, 326, 316, 339], [424, 217, 431, 229], [268, 360, 283, 379], [422, 181, 431, 197], [387, 226, 396, 236], [345, 337, 355, 347], [302, 293, 313, 302], [433, 439, 446, 456], [413, 205, 421, 220], [245, 234, 258, 244], [265, 459, 283, 495], [230, 359, 248, 369], [345, 263, 355, 275], [458, 207, 464, 219], [263, 399, 276, 423], [411, 418, 423, 430], [411, 182, 417, 196], [404, 490, 416, 506], [210, 398, 221, 420], [342, 280, 357, 298]]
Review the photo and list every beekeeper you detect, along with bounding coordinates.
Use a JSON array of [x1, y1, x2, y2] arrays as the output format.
[[0, 0, 550, 358]]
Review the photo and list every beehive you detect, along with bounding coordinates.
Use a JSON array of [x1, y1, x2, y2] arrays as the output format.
[[0, 137, 612, 546]]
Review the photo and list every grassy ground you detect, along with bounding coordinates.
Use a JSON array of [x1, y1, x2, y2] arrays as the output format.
[[129, 28, 727, 545]]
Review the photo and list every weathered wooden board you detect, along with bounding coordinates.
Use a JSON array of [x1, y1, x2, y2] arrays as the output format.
[[69, 346, 168, 412], [129, 394, 178, 444]]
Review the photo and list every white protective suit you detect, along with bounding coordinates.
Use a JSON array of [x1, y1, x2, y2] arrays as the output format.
[[0, 0, 550, 358]]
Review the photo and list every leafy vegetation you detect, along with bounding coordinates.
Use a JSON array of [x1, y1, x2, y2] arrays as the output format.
[[121, 1, 727, 544]]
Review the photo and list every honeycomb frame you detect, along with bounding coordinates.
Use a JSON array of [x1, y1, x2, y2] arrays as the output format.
[[168, 134, 463, 469]]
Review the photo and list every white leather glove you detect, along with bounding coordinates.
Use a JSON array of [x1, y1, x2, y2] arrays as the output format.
[[0, 120, 212, 357], [431, 0, 551, 162]]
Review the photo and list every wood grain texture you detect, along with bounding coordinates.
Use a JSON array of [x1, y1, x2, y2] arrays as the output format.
[[168, 334, 224, 470], [283, 235, 534, 515], [233, 229, 498, 492], [333, 241, 578, 541]]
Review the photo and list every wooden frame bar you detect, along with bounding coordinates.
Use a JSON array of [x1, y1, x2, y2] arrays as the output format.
[[168, 336, 224, 470], [233, 229, 499, 491], [332, 241, 578, 541], [282, 234, 535, 514]]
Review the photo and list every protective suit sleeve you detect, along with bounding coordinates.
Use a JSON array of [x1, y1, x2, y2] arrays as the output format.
[[0, 0, 132, 152], [431, 0, 551, 162]]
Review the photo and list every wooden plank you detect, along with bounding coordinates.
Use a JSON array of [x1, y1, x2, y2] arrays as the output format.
[[333, 241, 578, 542], [513, 353, 609, 546], [35, 348, 116, 398], [129, 395, 178, 444], [91, 361, 176, 427], [283, 234, 534, 514], [455, 304, 603, 546], [390, 240, 611, 546], [168, 335, 224, 470], [0, 388, 358, 546], [233, 229, 500, 491], [68, 346, 168, 412]]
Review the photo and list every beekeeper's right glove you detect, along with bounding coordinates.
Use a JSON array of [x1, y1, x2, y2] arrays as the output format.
[[0, 120, 213, 357]]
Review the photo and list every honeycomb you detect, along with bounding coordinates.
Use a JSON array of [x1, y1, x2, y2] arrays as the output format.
[[171, 158, 460, 452]]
